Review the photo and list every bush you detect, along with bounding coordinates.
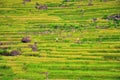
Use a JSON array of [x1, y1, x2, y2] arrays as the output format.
[[103, 55, 120, 61], [0, 65, 11, 69], [0, 49, 21, 56], [102, 15, 108, 19], [0, 49, 10, 56]]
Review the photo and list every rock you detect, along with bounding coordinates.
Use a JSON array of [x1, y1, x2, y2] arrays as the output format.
[[0, 48, 21, 56], [0, 42, 3, 45], [21, 36, 31, 43], [66, 0, 70, 1], [35, 3, 48, 10], [92, 18, 97, 22], [23, 0, 31, 2], [77, 6, 81, 8], [88, 3, 93, 6], [35, 5, 48, 10], [29, 42, 38, 51], [75, 38, 81, 44], [108, 14, 120, 20], [10, 50, 21, 56], [96, 26, 100, 29]]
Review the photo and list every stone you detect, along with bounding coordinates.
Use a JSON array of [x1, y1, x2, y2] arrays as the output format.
[[21, 36, 31, 43]]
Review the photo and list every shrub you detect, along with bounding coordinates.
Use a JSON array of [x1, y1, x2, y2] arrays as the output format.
[[0, 49, 21, 56], [0, 49, 10, 56], [102, 15, 108, 19], [0, 65, 11, 69], [103, 55, 120, 61]]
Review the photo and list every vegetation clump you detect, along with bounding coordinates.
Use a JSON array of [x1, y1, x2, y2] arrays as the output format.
[[0, 49, 9, 56], [23, 0, 31, 5], [88, 0, 93, 6], [0, 49, 21, 56], [0, 0, 120, 79]]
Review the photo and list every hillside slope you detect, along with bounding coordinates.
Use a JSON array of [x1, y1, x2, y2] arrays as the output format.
[[0, 0, 120, 80]]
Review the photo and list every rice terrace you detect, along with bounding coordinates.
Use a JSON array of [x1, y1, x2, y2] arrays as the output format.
[[0, 0, 120, 80]]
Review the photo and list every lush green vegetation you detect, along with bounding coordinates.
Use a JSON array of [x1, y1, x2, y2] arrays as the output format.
[[0, 0, 120, 80]]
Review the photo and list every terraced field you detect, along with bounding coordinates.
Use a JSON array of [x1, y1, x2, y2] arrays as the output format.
[[0, 0, 120, 80]]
